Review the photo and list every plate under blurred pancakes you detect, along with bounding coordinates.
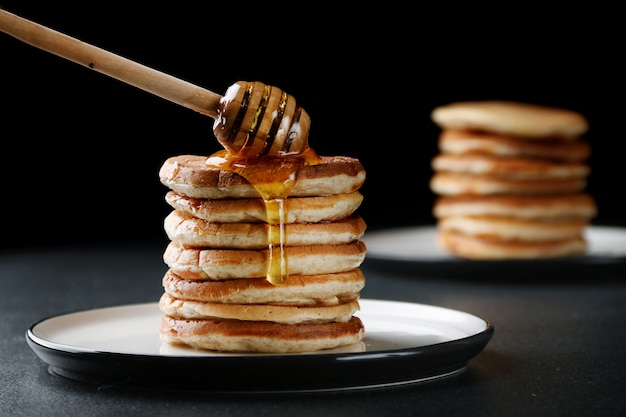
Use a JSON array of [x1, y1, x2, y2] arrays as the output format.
[[361, 226, 626, 278]]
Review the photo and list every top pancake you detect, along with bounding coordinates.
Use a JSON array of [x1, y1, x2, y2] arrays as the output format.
[[160, 155, 366, 199], [431, 101, 588, 140]]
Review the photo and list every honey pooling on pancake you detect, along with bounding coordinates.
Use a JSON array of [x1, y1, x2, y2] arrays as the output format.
[[206, 148, 322, 286]]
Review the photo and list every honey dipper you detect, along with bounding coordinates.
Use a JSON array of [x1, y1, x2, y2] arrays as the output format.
[[0, 9, 310, 156]]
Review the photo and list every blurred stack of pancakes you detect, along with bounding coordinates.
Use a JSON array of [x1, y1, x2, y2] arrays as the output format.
[[157, 154, 367, 352], [429, 100, 597, 259]]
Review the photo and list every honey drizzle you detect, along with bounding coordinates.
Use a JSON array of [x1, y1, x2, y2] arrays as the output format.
[[265, 198, 287, 285], [206, 147, 322, 286]]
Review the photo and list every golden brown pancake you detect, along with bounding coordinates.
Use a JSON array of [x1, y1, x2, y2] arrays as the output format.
[[431, 154, 590, 180], [164, 211, 367, 249], [437, 216, 590, 242], [433, 194, 597, 219], [160, 315, 365, 353], [437, 230, 587, 259], [430, 172, 587, 196], [431, 100, 588, 139], [162, 268, 365, 305], [159, 293, 361, 324], [163, 241, 367, 280], [438, 129, 591, 162], [165, 190, 364, 223], [159, 154, 366, 199]]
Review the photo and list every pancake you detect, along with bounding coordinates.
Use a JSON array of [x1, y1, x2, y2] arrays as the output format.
[[159, 154, 366, 199], [438, 129, 591, 162], [162, 268, 365, 305], [159, 293, 361, 324], [164, 240, 367, 280], [437, 230, 587, 259], [164, 210, 367, 249], [431, 154, 590, 180], [431, 100, 588, 140], [437, 216, 589, 242], [160, 315, 365, 353], [165, 190, 364, 223], [430, 172, 587, 196], [433, 194, 597, 219]]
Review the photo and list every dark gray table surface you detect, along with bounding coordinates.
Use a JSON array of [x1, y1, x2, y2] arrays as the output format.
[[2, 241, 625, 417]]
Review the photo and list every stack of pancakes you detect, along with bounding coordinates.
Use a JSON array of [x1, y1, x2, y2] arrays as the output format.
[[429, 100, 597, 259], [157, 154, 367, 353]]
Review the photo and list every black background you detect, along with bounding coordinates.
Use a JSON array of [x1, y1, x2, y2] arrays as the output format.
[[1, 3, 624, 250]]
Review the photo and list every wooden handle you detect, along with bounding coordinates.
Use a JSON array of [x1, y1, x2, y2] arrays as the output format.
[[0, 8, 221, 118]]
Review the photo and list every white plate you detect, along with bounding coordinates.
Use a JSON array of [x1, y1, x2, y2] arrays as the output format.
[[26, 299, 493, 392], [362, 226, 626, 277]]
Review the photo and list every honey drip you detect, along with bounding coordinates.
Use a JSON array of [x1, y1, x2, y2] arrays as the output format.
[[265, 198, 287, 285], [206, 147, 322, 286]]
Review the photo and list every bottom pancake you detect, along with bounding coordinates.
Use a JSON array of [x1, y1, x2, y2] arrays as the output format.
[[437, 230, 587, 260], [160, 315, 365, 353]]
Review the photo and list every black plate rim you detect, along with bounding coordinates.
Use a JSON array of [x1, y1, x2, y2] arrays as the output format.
[[25, 300, 494, 393]]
